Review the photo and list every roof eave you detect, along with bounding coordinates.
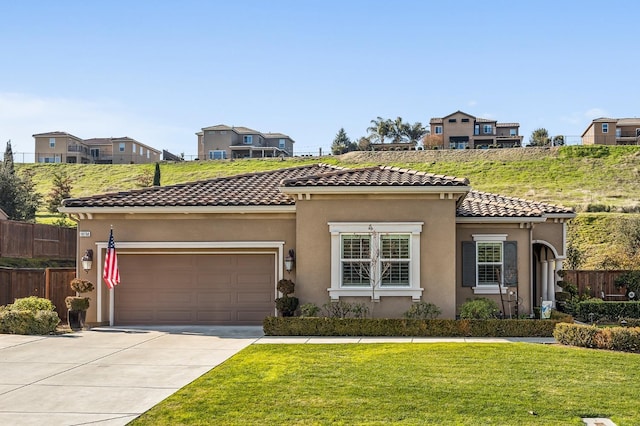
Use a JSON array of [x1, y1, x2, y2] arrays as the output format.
[[456, 216, 546, 223], [59, 205, 296, 216], [280, 185, 471, 196]]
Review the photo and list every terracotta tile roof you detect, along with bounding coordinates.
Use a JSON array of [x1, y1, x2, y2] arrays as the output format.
[[32, 131, 81, 138], [458, 191, 573, 218], [496, 122, 520, 128], [62, 164, 573, 220], [62, 164, 338, 208], [282, 166, 470, 187]]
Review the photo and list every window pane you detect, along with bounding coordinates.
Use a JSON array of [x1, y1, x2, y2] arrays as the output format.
[[381, 235, 409, 258], [478, 265, 500, 285], [381, 261, 410, 287], [478, 243, 501, 262], [341, 235, 370, 259], [342, 262, 370, 286]]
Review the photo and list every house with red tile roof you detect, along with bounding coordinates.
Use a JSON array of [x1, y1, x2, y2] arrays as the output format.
[[429, 111, 523, 149], [196, 124, 295, 160], [60, 164, 574, 326]]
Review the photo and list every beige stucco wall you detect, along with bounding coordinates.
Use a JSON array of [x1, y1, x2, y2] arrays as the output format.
[[456, 223, 532, 315], [74, 213, 296, 324], [532, 221, 567, 258], [293, 195, 459, 318]]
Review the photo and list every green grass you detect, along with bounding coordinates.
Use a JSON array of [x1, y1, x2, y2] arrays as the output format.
[[132, 343, 640, 425], [14, 146, 640, 268]]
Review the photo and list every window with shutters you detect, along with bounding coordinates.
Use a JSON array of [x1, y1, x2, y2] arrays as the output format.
[[462, 235, 517, 294]]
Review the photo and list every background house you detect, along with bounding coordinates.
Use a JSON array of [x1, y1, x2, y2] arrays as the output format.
[[60, 164, 574, 327], [581, 118, 640, 145], [429, 111, 523, 149], [196, 124, 295, 160], [33, 132, 161, 164]]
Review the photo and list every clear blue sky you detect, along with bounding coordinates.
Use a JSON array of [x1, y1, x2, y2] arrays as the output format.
[[2, 0, 639, 160]]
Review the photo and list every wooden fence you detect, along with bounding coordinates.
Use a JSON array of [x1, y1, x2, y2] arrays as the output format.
[[0, 267, 76, 321], [0, 220, 75, 260], [562, 270, 628, 300]]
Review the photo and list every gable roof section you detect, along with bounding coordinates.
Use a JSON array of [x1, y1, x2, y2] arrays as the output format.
[[60, 164, 574, 221], [457, 191, 574, 220]]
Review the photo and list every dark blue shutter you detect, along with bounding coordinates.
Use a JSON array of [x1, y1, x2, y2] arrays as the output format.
[[503, 241, 518, 286], [462, 241, 476, 287]]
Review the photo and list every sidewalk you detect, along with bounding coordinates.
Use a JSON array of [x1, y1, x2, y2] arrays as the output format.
[[256, 336, 556, 344]]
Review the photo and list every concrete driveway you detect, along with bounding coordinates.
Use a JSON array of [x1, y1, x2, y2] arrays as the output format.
[[0, 326, 263, 426]]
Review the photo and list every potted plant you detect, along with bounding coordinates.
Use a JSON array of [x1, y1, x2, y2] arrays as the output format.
[[65, 278, 94, 330], [275, 279, 299, 317]]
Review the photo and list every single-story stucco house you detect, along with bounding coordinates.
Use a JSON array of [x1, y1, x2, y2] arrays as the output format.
[[60, 163, 575, 326]]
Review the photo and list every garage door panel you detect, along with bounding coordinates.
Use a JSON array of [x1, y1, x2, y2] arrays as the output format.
[[115, 254, 275, 325]]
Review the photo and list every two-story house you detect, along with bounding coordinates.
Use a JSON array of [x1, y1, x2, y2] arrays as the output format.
[[429, 111, 523, 149], [33, 132, 161, 164], [581, 117, 640, 146], [196, 124, 295, 160]]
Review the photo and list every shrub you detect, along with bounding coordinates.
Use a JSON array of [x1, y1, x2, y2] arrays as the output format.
[[554, 323, 640, 353], [575, 301, 640, 322], [277, 279, 295, 296], [403, 302, 442, 320], [9, 296, 55, 313], [459, 298, 499, 320], [65, 296, 90, 311], [0, 303, 60, 335], [614, 271, 640, 298], [263, 317, 568, 337], [69, 278, 95, 294], [299, 303, 320, 317], [323, 300, 369, 318], [275, 296, 299, 317]]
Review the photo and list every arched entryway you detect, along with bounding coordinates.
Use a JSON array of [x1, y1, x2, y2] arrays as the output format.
[[532, 241, 564, 310]]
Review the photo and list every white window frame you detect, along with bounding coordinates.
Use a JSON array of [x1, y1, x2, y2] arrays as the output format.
[[119, 142, 125, 152], [278, 138, 286, 148], [139, 146, 143, 155], [474, 124, 480, 135], [434, 126, 443, 134], [602, 123, 608, 133], [329, 222, 423, 300], [471, 234, 506, 294], [483, 124, 493, 134], [132, 143, 136, 153], [509, 129, 517, 137], [243, 135, 253, 144], [49, 137, 55, 148], [209, 150, 226, 160]]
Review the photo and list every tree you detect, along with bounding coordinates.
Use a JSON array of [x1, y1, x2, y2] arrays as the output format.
[[357, 136, 371, 151], [367, 117, 392, 144], [0, 166, 40, 222], [3, 140, 14, 174], [389, 117, 407, 143], [153, 162, 161, 186], [529, 128, 551, 147], [422, 134, 442, 150], [403, 122, 428, 146], [46, 169, 73, 214], [331, 128, 352, 155], [552, 135, 565, 146]]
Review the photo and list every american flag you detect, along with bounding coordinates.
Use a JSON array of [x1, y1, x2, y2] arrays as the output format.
[[103, 229, 120, 288]]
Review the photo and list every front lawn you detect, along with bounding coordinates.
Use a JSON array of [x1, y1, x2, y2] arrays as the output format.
[[132, 343, 640, 425]]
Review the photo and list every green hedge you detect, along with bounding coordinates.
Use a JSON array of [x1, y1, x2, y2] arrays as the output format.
[[0, 309, 60, 335], [263, 317, 571, 337], [576, 301, 640, 322], [554, 323, 640, 353]]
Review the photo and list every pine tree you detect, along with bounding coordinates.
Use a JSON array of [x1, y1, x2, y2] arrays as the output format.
[[331, 128, 351, 155], [3, 140, 14, 174], [46, 169, 73, 214], [153, 162, 161, 186]]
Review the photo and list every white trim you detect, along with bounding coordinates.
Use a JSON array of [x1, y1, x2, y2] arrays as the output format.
[[328, 222, 423, 301], [94, 241, 285, 326], [458, 217, 546, 224], [472, 234, 507, 242], [473, 286, 507, 295], [60, 205, 296, 215]]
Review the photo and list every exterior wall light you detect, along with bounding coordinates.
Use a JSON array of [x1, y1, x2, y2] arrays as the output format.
[[285, 249, 295, 272], [81, 249, 93, 273]]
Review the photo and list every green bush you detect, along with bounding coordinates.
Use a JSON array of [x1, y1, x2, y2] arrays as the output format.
[[263, 317, 568, 337], [299, 303, 320, 317], [9, 296, 55, 313], [459, 298, 500, 320], [323, 300, 369, 318], [554, 323, 640, 353], [0, 309, 60, 335], [403, 302, 442, 320], [576, 301, 640, 322], [65, 296, 90, 311], [275, 296, 299, 317]]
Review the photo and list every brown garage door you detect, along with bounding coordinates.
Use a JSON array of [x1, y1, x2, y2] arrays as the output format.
[[114, 253, 275, 325]]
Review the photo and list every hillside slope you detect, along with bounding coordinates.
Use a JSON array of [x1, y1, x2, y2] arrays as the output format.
[[14, 145, 640, 269]]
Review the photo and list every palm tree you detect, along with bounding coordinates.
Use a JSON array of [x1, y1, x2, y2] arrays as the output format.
[[403, 122, 428, 146], [367, 117, 392, 144], [390, 117, 408, 143]]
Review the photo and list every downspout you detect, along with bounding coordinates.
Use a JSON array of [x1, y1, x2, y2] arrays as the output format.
[[529, 224, 534, 314]]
